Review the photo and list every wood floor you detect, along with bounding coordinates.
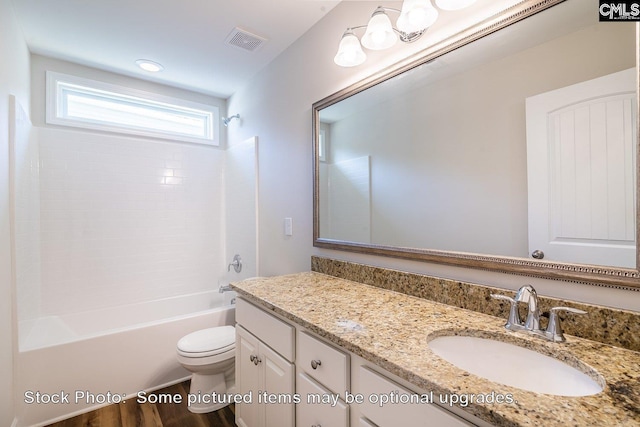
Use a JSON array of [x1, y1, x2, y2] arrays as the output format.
[[45, 381, 236, 427]]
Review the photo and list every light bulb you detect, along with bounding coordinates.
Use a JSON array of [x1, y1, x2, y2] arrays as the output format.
[[334, 30, 367, 67], [397, 0, 438, 33], [361, 8, 398, 50]]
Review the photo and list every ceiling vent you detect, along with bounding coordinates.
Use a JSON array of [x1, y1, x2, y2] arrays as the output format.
[[225, 27, 267, 53]]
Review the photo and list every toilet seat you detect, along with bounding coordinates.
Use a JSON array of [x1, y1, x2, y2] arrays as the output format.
[[177, 326, 235, 358]]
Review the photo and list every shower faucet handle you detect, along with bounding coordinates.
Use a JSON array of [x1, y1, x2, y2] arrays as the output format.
[[228, 254, 242, 273]]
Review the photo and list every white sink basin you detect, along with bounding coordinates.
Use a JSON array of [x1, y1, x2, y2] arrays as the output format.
[[428, 335, 603, 396]]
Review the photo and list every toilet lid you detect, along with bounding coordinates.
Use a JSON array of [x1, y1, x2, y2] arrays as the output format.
[[177, 326, 235, 355]]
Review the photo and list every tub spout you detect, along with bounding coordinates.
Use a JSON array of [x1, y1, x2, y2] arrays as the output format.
[[219, 284, 232, 293]]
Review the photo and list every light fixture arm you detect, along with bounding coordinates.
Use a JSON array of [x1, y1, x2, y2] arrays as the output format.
[[345, 20, 424, 44], [377, 6, 402, 14], [394, 27, 426, 43]]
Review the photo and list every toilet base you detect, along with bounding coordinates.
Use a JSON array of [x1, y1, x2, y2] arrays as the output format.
[[185, 356, 236, 414], [187, 372, 228, 413]]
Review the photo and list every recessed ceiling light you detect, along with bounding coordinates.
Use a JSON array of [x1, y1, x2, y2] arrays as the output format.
[[135, 59, 164, 72]]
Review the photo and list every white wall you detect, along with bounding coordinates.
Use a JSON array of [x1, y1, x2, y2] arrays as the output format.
[[0, 0, 31, 424], [228, 0, 640, 311]]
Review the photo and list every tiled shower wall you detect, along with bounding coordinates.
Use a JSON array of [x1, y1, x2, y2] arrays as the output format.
[[33, 127, 226, 317]]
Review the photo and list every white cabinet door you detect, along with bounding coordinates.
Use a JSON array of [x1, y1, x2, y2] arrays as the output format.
[[263, 343, 295, 427], [236, 326, 262, 427], [526, 68, 637, 267], [236, 325, 295, 427]]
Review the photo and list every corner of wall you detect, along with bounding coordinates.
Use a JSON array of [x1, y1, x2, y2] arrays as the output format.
[[1, 0, 32, 424]]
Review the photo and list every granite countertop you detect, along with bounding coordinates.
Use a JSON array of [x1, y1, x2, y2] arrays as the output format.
[[231, 272, 640, 427]]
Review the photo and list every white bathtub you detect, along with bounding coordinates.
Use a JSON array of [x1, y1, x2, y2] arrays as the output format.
[[19, 290, 234, 351], [15, 290, 236, 427]]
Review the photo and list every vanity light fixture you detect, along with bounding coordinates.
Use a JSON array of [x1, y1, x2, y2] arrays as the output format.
[[334, 0, 476, 67], [135, 59, 164, 72]]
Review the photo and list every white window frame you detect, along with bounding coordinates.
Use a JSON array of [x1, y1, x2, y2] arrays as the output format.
[[46, 71, 220, 146]]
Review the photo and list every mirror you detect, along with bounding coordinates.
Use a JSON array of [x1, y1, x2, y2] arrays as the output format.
[[313, 0, 640, 289]]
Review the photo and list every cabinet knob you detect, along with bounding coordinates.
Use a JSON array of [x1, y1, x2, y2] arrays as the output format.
[[312, 425, 322, 427], [249, 354, 261, 365], [311, 359, 322, 370]]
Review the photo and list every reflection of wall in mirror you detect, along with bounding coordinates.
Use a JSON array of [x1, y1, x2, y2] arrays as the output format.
[[320, 155, 371, 243], [321, 21, 635, 260]]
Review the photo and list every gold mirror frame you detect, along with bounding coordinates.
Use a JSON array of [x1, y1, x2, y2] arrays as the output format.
[[313, 0, 640, 291]]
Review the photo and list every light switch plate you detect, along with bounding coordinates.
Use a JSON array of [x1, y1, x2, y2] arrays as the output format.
[[284, 217, 293, 236]]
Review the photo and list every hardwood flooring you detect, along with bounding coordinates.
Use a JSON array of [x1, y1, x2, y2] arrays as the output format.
[[45, 381, 236, 427]]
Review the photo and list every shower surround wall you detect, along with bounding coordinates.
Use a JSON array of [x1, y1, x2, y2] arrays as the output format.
[[18, 126, 227, 346]]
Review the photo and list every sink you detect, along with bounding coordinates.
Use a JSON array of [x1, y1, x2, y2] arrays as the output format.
[[428, 335, 603, 396]]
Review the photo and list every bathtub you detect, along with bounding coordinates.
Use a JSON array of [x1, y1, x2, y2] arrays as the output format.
[[15, 290, 235, 427]]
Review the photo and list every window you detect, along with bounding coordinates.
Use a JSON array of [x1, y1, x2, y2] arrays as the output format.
[[46, 71, 219, 145], [318, 127, 328, 162]]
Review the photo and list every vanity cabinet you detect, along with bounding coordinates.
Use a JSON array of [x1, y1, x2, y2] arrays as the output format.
[[236, 299, 295, 427], [236, 297, 479, 427], [359, 418, 378, 427]]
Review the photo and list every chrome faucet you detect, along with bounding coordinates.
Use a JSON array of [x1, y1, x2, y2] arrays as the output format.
[[491, 285, 586, 342], [515, 285, 540, 331]]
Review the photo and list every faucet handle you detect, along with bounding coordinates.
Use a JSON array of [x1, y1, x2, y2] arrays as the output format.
[[490, 294, 520, 329], [227, 254, 242, 273], [546, 306, 586, 342], [490, 294, 516, 303]]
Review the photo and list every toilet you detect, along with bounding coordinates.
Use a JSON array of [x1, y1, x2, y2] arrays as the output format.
[[176, 325, 236, 413]]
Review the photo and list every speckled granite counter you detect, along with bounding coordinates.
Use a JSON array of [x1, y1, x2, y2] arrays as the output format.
[[231, 272, 640, 427]]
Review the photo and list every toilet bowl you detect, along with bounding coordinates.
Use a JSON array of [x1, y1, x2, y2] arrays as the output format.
[[176, 325, 236, 413]]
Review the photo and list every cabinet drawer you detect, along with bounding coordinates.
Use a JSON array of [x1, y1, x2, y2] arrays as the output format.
[[360, 418, 379, 427], [359, 366, 471, 427], [298, 331, 349, 393], [297, 372, 348, 427], [236, 298, 295, 362]]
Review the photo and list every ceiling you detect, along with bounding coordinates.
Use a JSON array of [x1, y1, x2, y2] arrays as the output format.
[[10, 0, 341, 98]]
